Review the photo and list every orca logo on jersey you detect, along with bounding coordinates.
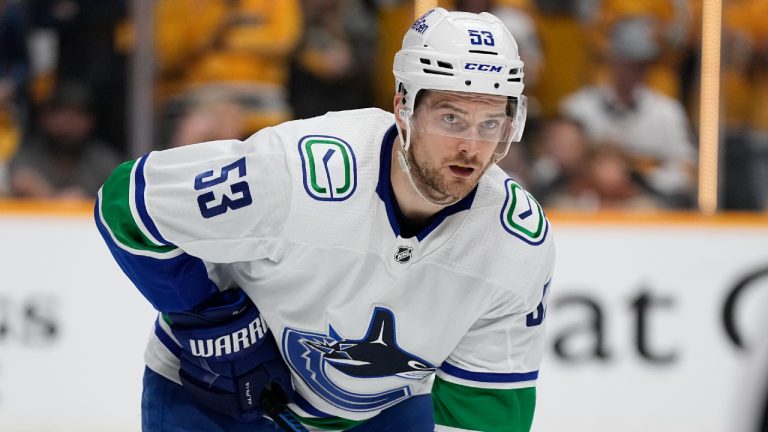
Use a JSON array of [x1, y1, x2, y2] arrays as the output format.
[[282, 307, 436, 412], [394, 245, 414, 264], [500, 178, 549, 245], [298, 135, 357, 201]]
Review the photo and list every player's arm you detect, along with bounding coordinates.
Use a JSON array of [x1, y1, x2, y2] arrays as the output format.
[[95, 130, 290, 311], [94, 132, 298, 421], [434, 254, 554, 431]]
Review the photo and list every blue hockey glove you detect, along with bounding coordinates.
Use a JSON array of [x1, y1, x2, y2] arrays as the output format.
[[163, 288, 294, 422]]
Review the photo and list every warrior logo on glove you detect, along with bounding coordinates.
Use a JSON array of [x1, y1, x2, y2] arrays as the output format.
[[161, 288, 295, 422], [187, 315, 268, 357]]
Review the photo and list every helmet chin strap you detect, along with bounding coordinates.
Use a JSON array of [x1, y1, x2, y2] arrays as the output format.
[[394, 114, 462, 207]]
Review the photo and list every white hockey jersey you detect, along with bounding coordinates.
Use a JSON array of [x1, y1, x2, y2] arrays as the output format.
[[95, 108, 555, 431]]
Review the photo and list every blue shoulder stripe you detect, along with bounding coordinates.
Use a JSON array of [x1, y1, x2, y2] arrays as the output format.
[[440, 362, 538, 383], [95, 197, 219, 312], [135, 154, 171, 246]]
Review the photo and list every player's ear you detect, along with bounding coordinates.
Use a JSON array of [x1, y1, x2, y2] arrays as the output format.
[[393, 92, 408, 129], [394, 92, 412, 130]]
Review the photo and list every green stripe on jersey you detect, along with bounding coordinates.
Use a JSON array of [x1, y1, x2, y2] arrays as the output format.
[[433, 375, 536, 432], [289, 410, 364, 430], [100, 160, 175, 253]]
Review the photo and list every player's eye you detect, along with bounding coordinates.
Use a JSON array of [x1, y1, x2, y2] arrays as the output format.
[[440, 114, 469, 132], [442, 114, 457, 124], [480, 119, 499, 129]]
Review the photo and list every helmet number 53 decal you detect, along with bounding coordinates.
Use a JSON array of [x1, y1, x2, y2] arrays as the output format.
[[468, 29, 495, 46], [193, 157, 253, 219]]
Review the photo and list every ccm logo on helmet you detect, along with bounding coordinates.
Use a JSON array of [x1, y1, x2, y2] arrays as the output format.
[[464, 63, 503, 73]]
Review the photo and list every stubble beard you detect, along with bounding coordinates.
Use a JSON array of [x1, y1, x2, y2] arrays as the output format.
[[407, 140, 493, 204]]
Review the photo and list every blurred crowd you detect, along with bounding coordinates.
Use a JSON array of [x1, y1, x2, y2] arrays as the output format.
[[1, 0, 767, 212]]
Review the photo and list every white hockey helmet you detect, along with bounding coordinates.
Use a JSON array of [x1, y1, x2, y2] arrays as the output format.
[[393, 7, 527, 156]]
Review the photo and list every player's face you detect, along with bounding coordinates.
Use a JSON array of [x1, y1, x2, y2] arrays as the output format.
[[407, 91, 507, 203]]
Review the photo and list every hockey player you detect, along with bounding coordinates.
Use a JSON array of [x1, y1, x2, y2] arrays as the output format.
[[95, 8, 554, 431]]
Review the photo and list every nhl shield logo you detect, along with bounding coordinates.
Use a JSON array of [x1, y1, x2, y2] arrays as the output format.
[[394, 245, 413, 264]]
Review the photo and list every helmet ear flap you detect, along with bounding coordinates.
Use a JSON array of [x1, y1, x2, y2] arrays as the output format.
[[395, 83, 413, 120]]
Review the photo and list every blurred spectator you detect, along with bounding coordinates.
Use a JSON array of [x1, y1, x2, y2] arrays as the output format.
[[560, 17, 697, 207], [0, 0, 29, 109], [709, 0, 768, 134], [496, 136, 533, 187], [154, 0, 302, 137], [288, 0, 375, 119], [9, 81, 121, 198], [0, 0, 30, 195], [528, 116, 589, 201], [545, 143, 663, 211], [165, 88, 246, 149], [27, 0, 129, 152], [527, 0, 593, 118], [590, 0, 692, 99]]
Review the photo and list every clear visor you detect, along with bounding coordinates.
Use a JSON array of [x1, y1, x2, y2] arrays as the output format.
[[410, 91, 527, 145]]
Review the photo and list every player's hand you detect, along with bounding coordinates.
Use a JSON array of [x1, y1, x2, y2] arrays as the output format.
[[163, 288, 293, 422]]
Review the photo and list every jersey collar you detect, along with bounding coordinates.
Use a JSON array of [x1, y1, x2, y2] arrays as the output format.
[[375, 124, 477, 242]]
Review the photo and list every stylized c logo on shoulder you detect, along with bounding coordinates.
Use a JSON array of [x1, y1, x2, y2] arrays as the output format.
[[298, 135, 357, 201], [500, 178, 549, 245]]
